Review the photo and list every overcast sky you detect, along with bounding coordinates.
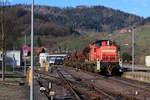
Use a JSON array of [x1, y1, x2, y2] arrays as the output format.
[[9, 0, 150, 18]]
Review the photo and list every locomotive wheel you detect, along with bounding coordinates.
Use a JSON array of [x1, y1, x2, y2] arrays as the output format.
[[107, 65, 113, 75]]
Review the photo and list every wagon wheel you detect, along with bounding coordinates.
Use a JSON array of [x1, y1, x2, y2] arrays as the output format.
[[107, 65, 113, 75]]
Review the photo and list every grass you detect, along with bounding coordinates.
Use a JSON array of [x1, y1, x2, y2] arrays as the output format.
[[16, 24, 150, 64], [110, 24, 150, 64]]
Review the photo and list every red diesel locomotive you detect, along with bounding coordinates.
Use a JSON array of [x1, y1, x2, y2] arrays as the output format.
[[65, 40, 122, 75], [88, 40, 122, 75]]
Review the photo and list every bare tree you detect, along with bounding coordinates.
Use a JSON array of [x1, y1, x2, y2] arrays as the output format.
[[0, 0, 16, 81], [0, 0, 6, 81]]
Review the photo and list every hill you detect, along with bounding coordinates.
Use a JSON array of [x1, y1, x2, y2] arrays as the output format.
[[143, 17, 150, 24], [22, 5, 144, 32], [2, 4, 144, 37], [0, 5, 80, 37]]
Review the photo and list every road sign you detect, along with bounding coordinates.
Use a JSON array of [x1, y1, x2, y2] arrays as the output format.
[[22, 45, 30, 51], [22, 45, 30, 56]]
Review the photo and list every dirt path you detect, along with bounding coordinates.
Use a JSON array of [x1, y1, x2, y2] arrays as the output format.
[[0, 83, 27, 100]]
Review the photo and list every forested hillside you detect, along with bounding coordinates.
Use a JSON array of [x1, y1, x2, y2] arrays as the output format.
[[23, 5, 144, 32], [1, 5, 150, 50], [0, 5, 80, 37], [143, 17, 150, 24], [1, 4, 146, 37]]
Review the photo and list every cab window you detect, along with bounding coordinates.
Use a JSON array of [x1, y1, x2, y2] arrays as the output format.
[[95, 42, 102, 47], [106, 41, 113, 46]]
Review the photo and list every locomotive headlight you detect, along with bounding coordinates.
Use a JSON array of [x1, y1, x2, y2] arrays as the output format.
[[119, 69, 123, 72]]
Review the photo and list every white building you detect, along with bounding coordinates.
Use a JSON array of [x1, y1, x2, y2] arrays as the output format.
[[0, 50, 21, 66], [145, 56, 150, 67]]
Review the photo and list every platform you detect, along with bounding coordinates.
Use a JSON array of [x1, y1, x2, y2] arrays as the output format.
[[122, 64, 150, 72]]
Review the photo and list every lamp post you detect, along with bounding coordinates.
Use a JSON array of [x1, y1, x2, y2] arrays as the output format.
[[30, 0, 34, 100]]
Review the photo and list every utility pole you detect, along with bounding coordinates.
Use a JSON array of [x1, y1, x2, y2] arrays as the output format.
[[24, 34, 27, 76], [1, 20, 5, 81], [30, 0, 34, 100], [1, 1, 5, 81], [131, 27, 135, 72]]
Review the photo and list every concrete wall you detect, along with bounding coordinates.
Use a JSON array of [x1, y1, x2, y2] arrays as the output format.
[[122, 72, 150, 83]]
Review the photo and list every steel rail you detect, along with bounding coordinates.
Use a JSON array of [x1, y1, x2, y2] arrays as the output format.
[[80, 68, 150, 92], [108, 77, 150, 92], [35, 70, 60, 79], [36, 69, 118, 100], [92, 85, 117, 100], [57, 70, 82, 100], [64, 69, 118, 100], [35, 78, 51, 100], [73, 68, 148, 100]]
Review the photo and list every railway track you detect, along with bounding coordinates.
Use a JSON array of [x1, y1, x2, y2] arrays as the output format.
[[109, 76, 150, 92], [35, 70, 72, 100], [64, 66, 150, 100], [57, 70, 82, 100], [56, 69, 118, 100], [35, 69, 119, 100], [35, 78, 52, 100], [35, 69, 150, 92], [35, 66, 150, 100], [80, 69, 150, 92]]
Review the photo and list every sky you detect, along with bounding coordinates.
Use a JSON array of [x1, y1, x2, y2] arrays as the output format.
[[8, 0, 150, 18]]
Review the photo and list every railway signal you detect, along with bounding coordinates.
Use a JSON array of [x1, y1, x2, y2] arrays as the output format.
[[48, 81, 52, 90]]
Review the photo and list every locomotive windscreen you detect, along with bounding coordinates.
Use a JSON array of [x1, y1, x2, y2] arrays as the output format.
[[107, 41, 113, 46], [95, 42, 102, 47]]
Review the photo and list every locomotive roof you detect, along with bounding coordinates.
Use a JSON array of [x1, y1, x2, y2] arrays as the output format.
[[92, 40, 113, 44]]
